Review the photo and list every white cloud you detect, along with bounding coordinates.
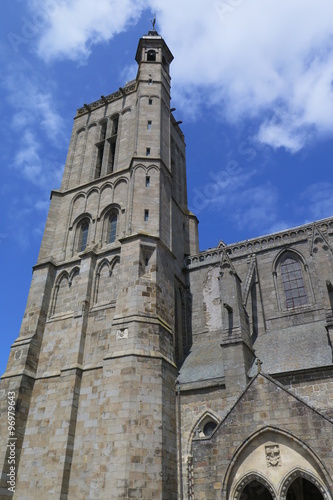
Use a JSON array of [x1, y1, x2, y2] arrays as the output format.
[[28, 0, 333, 152], [2, 69, 65, 144], [229, 184, 279, 233], [1, 60, 66, 189], [32, 0, 146, 62], [13, 129, 63, 188]]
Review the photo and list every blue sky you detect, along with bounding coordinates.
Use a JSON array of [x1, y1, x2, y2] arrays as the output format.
[[2, 0, 333, 375]]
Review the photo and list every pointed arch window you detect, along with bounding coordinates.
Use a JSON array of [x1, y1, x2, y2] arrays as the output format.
[[108, 214, 117, 243], [78, 221, 89, 252], [280, 256, 308, 309]]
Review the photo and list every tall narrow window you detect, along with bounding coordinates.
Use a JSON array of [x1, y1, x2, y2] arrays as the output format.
[[111, 116, 118, 136], [100, 122, 107, 141], [95, 122, 107, 178], [146, 176, 150, 187], [108, 142, 116, 173], [147, 120, 152, 130], [144, 210, 149, 222], [107, 115, 119, 173], [148, 98, 153, 105], [78, 221, 89, 252], [95, 146, 103, 178], [109, 214, 117, 243], [281, 256, 308, 308], [146, 147, 151, 156]]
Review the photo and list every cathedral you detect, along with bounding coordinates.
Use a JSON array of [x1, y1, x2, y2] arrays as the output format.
[[1, 29, 333, 499]]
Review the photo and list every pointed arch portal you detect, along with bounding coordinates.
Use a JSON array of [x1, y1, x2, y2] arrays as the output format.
[[240, 480, 273, 500], [286, 477, 324, 500]]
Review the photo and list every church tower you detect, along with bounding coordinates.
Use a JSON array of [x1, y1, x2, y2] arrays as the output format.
[[0, 30, 198, 499]]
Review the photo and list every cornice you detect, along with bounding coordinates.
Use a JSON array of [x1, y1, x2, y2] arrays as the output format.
[[186, 216, 333, 269], [75, 81, 137, 118]]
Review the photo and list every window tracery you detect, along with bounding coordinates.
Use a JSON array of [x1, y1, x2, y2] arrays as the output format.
[[280, 256, 307, 308], [273, 250, 312, 311]]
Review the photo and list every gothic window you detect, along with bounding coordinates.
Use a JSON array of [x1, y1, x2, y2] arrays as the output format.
[[273, 251, 311, 311], [108, 214, 117, 243], [102, 208, 119, 246], [78, 220, 89, 252], [147, 50, 156, 61], [280, 256, 308, 309]]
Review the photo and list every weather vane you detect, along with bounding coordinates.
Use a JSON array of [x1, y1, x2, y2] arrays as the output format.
[[151, 14, 156, 31]]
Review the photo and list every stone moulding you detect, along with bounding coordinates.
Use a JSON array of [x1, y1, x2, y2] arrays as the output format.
[[279, 467, 332, 500], [221, 423, 333, 500], [232, 471, 277, 500], [76, 83, 137, 117]]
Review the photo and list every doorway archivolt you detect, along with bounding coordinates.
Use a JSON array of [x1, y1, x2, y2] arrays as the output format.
[[225, 428, 332, 500]]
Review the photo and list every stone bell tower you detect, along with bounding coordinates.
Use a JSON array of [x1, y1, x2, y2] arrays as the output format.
[[0, 29, 198, 499]]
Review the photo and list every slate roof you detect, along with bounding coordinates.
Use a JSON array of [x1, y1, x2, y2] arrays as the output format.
[[178, 322, 332, 385], [177, 341, 225, 385], [248, 321, 333, 377]]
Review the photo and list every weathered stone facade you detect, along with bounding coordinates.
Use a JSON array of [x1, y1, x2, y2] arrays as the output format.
[[1, 31, 333, 499]]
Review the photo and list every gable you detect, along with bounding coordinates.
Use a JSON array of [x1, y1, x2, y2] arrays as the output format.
[[191, 374, 333, 499]]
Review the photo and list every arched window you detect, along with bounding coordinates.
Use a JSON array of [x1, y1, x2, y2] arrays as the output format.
[[280, 255, 307, 309], [147, 50, 156, 61], [108, 214, 117, 243], [78, 221, 89, 252]]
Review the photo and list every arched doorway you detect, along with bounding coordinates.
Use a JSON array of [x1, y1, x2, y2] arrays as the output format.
[[286, 477, 324, 500], [240, 480, 273, 500]]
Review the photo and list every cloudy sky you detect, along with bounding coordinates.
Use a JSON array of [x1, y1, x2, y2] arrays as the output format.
[[2, 0, 333, 374]]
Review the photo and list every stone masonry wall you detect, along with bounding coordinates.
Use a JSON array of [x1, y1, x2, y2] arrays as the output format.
[[191, 374, 333, 499]]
